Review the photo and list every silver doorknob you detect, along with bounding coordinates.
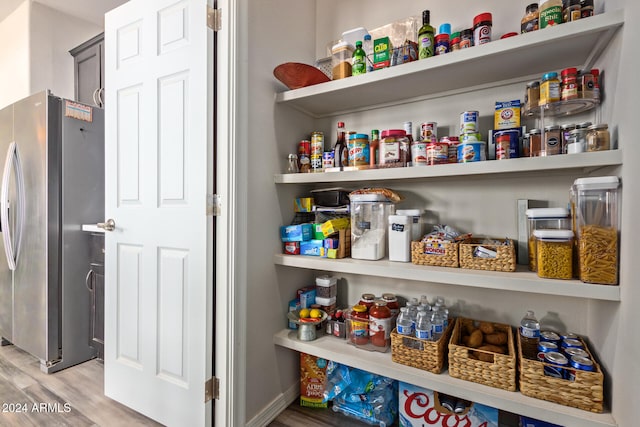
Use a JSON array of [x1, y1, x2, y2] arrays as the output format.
[[97, 219, 115, 231]]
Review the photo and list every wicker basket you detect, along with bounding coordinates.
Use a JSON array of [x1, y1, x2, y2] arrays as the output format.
[[518, 334, 604, 412], [390, 318, 456, 374], [459, 238, 516, 272], [448, 318, 517, 391], [411, 241, 460, 268]]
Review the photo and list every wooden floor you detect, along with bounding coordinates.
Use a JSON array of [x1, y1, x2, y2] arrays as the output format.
[[268, 401, 394, 427], [0, 343, 162, 427]]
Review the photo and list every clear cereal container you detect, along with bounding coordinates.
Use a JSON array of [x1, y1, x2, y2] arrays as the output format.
[[573, 176, 620, 285], [533, 229, 574, 279], [525, 208, 570, 271]]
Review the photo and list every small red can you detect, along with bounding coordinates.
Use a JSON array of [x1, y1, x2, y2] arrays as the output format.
[[298, 140, 311, 156], [283, 241, 300, 255], [441, 136, 459, 163]]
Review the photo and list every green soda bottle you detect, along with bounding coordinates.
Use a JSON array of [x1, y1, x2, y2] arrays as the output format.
[[418, 10, 435, 59], [352, 41, 366, 75]]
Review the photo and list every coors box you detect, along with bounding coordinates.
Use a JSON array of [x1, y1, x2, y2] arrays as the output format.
[[399, 382, 498, 427], [299, 353, 328, 408]]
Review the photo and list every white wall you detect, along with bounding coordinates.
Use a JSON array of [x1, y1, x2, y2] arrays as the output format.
[[242, 0, 639, 425], [0, 0, 101, 109], [0, 2, 30, 108]]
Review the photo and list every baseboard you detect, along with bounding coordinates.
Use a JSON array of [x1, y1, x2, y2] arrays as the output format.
[[245, 382, 299, 427]]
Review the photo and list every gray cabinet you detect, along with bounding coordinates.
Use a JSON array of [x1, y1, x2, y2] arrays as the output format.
[[69, 33, 104, 107]]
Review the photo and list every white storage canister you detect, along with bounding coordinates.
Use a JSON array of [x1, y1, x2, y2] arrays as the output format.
[[315, 275, 337, 299], [396, 209, 423, 242], [388, 215, 411, 262]]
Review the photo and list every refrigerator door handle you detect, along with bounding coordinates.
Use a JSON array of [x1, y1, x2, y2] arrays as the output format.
[[1, 142, 25, 271]]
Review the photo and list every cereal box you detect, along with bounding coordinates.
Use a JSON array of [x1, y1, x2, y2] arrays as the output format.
[[399, 382, 498, 427], [300, 353, 328, 408]]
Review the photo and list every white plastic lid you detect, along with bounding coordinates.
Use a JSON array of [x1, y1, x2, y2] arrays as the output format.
[[349, 193, 389, 202], [526, 207, 569, 219], [315, 275, 337, 287], [573, 176, 620, 191], [341, 27, 368, 47], [389, 215, 410, 224], [396, 209, 421, 216], [533, 229, 574, 240], [315, 296, 337, 306], [331, 41, 355, 53]]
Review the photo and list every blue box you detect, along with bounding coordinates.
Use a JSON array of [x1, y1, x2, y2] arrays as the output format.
[[288, 299, 300, 330], [300, 239, 324, 256], [280, 224, 313, 242], [298, 288, 316, 309], [520, 416, 563, 427], [323, 238, 340, 250]]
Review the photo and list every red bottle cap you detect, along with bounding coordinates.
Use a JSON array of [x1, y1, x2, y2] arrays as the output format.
[[561, 67, 578, 77], [473, 13, 492, 27], [435, 33, 450, 42], [381, 129, 406, 139], [500, 32, 518, 39]]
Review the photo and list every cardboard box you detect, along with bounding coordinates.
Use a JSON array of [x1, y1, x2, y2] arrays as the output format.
[[280, 224, 312, 242], [399, 382, 498, 427], [294, 197, 314, 213], [327, 229, 351, 259], [520, 416, 563, 427], [288, 299, 300, 330], [300, 239, 324, 256], [374, 37, 392, 69], [297, 287, 316, 309], [300, 353, 328, 408], [312, 223, 324, 240], [321, 217, 350, 237], [494, 100, 521, 130]]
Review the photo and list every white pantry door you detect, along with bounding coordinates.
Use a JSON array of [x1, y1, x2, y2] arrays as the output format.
[[104, 0, 213, 426]]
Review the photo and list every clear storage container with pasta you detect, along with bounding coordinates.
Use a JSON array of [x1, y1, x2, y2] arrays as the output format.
[[533, 229, 574, 279], [525, 208, 570, 272], [572, 176, 620, 285]]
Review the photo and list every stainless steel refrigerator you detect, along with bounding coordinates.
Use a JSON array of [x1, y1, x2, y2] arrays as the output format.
[[0, 91, 104, 373]]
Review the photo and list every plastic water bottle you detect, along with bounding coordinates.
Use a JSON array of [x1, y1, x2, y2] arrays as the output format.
[[520, 310, 541, 360], [434, 297, 449, 328], [396, 307, 414, 348], [415, 311, 432, 350], [430, 306, 445, 341], [406, 298, 419, 327], [363, 34, 373, 72]]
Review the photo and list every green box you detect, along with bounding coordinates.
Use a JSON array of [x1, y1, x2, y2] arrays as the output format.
[[373, 37, 392, 69], [312, 223, 324, 240]]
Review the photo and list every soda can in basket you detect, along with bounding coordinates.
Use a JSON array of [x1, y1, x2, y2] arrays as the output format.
[[564, 347, 590, 359], [561, 332, 579, 340], [537, 341, 558, 362], [561, 338, 584, 351], [540, 330, 561, 345], [566, 355, 595, 381], [543, 351, 569, 379]]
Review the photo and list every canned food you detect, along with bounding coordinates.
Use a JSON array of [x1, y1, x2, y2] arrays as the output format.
[[444, 136, 459, 163], [420, 122, 438, 142], [310, 154, 323, 173], [561, 332, 579, 340], [457, 141, 486, 163], [311, 132, 324, 155], [566, 355, 595, 381], [543, 351, 569, 379], [561, 338, 584, 351], [494, 129, 520, 160], [426, 142, 449, 165], [322, 151, 334, 169], [460, 132, 482, 143], [460, 111, 479, 134], [540, 330, 561, 345], [564, 347, 589, 359], [411, 141, 428, 166], [537, 341, 558, 362]]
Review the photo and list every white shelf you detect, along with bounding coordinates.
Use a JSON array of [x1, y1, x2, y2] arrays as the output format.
[[274, 329, 616, 427], [275, 150, 622, 184], [275, 10, 624, 118], [273, 254, 621, 301]]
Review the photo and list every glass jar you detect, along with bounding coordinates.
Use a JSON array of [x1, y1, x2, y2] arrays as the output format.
[[369, 301, 392, 347], [539, 0, 563, 29], [563, 0, 581, 22], [573, 176, 620, 284], [580, 0, 594, 18], [586, 124, 610, 151], [381, 293, 400, 318], [578, 70, 595, 99], [521, 3, 539, 33], [528, 128, 543, 157], [526, 208, 571, 271], [534, 229, 574, 279], [561, 67, 578, 101], [566, 128, 588, 154], [525, 81, 540, 111], [359, 293, 376, 311], [460, 29, 473, 49], [561, 124, 576, 153], [349, 305, 370, 345], [540, 72, 560, 105], [544, 125, 562, 155]]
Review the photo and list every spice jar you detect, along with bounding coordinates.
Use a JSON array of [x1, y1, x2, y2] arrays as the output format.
[[540, 72, 561, 105], [580, 0, 594, 18], [525, 81, 540, 111], [566, 128, 587, 154], [578, 70, 595, 99], [561, 124, 576, 153], [528, 128, 543, 157], [369, 301, 392, 347], [450, 32, 461, 50], [534, 229, 574, 279], [473, 13, 492, 46], [379, 129, 410, 168], [459, 29, 473, 49], [561, 67, 578, 101], [586, 124, 610, 151], [349, 305, 369, 345], [521, 3, 539, 33], [563, 0, 581, 22], [591, 69, 601, 102], [544, 125, 562, 155]]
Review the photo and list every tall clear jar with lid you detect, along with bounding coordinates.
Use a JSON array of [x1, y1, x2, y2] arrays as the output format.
[[573, 176, 620, 285], [350, 193, 396, 260], [525, 208, 570, 271], [534, 229, 574, 279], [331, 41, 354, 80]]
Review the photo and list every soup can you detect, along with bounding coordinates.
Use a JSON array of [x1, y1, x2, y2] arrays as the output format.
[[442, 136, 459, 163], [322, 151, 334, 169], [460, 111, 479, 134], [457, 141, 486, 163], [411, 141, 428, 166], [311, 131, 324, 155], [543, 351, 569, 379], [420, 122, 438, 142]]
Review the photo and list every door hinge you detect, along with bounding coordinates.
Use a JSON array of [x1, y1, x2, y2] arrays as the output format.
[[207, 6, 221, 31], [205, 377, 219, 402], [207, 194, 222, 216]]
